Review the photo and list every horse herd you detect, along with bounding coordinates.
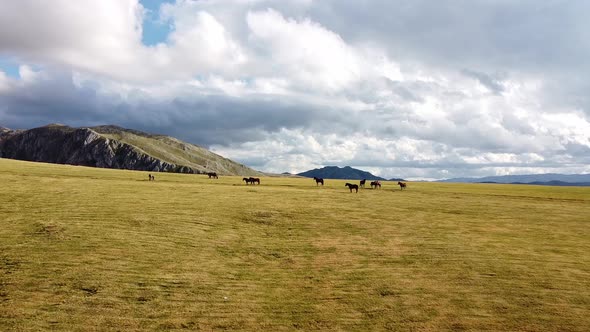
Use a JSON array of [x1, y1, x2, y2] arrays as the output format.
[[161, 173, 407, 192], [316, 177, 407, 193], [206, 172, 261, 184]]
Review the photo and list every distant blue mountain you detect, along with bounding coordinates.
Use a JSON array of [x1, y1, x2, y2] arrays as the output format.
[[439, 173, 590, 186], [297, 166, 387, 180], [516, 181, 590, 187]]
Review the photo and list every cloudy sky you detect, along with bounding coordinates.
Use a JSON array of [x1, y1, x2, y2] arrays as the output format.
[[1, 0, 589, 180]]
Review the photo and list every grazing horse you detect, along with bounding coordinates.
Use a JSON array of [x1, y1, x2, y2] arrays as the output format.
[[249, 177, 261, 185], [398, 181, 407, 190], [243, 177, 252, 184], [360, 179, 366, 188], [345, 183, 359, 193], [370, 181, 381, 189], [207, 172, 218, 179], [313, 177, 324, 186]]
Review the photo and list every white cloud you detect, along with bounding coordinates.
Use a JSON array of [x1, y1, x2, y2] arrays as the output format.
[[247, 8, 363, 91], [153, 3, 247, 77], [18, 65, 42, 83], [0, 0, 144, 77]]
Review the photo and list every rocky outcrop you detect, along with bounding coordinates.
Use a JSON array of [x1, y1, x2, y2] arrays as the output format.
[[0, 124, 256, 174], [0, 127, 18, 158]]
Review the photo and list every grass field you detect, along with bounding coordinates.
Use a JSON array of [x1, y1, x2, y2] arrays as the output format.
[[1, 158, 589, 331]]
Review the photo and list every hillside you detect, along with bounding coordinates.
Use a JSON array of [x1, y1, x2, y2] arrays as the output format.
[[0, 124, 261, 176], [297, 166, 386, 180]]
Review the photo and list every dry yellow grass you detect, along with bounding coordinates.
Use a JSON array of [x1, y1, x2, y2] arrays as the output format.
[[1, 158, 589, 331]]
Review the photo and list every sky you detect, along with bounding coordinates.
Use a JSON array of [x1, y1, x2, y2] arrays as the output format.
[[1, 0, 589, 180]]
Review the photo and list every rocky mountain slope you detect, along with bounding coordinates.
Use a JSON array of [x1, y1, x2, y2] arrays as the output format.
[[0, 124, 261, 176]]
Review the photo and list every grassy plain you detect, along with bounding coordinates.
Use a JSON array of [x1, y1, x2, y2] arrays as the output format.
[[1, 158, 589, 331]]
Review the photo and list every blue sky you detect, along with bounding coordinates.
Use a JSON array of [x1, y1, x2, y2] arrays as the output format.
[[1, 0, 590, 180], [140, 0, 173, 45], [0, 57, 20, 78]]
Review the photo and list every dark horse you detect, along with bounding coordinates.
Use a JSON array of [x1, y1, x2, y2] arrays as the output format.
[[370, 181, 381, 189], [243, 177, 259, 185], [207, 172, 218, 179], [345, 183, 359, 193], [313, 177, 324, 186], [398, 181, 407, 190], [359, 179, 366, 188]]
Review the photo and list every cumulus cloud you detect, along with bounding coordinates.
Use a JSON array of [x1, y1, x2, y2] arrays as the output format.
[[1, 0, 590, 179], [0, 0, 144, 78], [246, 8, 363, 91]]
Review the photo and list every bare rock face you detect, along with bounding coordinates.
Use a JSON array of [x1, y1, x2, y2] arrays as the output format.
[[0, 127, 15, 156], [0, 125, 197, 173]]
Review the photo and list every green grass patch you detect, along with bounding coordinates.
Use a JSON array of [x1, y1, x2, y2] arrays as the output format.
[[1, 158, 589, 331]]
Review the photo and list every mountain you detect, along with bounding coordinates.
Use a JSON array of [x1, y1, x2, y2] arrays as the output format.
[[439, 173, 590, 186], [297, 166, 386, 180], [0, 124, 262, 176], [521, 181, 590, 187], [388, 177, 406, 182]]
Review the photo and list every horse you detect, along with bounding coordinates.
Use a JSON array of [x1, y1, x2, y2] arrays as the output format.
[[313, 177, 324, 186], [249, 177, 261, 185], [398, 181, 407, 190], [345, 183, 359, 193], [207, 172, 218, 179], [370, 181, 381, 189], [359, 179, 366, 188], [243, 177, 252, 184]]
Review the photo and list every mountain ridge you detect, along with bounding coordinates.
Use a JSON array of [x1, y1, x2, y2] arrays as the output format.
[[439, 173, 590, 186], [0, 124, 262, 176]]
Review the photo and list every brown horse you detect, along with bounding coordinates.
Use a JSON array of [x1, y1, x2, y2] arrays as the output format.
[[359, 179, 366, 188], [345, 183, 359, 193], [207, 172, 218, 179], [370, 181, 381, 189], [249, 177, 260, 185], [243, 177, 252, 184], [398, 181, 407, 190], [313, 177, 324, 186]]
